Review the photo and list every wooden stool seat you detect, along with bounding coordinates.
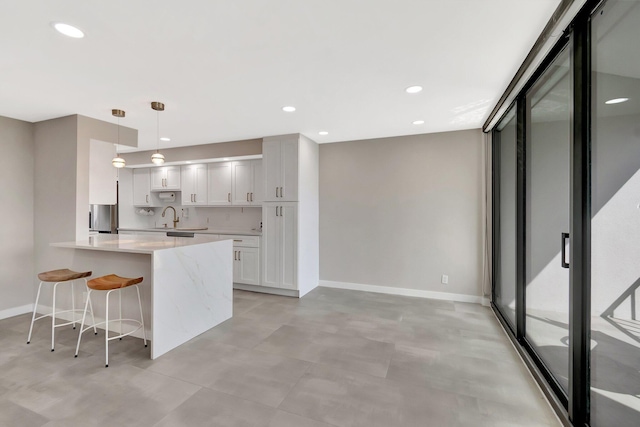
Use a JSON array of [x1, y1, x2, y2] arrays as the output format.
[[38, 269, 92, 283], [88, 274, 143, 291]]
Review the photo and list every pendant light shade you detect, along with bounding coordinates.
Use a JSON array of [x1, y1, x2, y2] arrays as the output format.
[[151, 101, 165, 165], [151, 152, 165, 165], [112, 109, 126, 168]]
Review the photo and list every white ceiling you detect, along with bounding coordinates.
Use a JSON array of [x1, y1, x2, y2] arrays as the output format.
[[0, 0, 560, 152]]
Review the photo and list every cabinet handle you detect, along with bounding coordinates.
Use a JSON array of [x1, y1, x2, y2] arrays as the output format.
[[228, 193, 231, 203], [280, 187, 283, 198], [275, 187, 279, 198], [238, 251, 241, 261], [276, 206, 279, 217], [146, 194, 149, 203], [246, 193, 249, 202], [233, 239, 242, 242], [250, 192, 254, 202], [234, 251, 237, 261]]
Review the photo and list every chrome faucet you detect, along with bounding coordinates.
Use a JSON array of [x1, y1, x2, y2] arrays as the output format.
[[161, 206, 180, 228]]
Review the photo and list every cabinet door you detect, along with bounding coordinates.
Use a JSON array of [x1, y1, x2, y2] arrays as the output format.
[[231, 161, 252, 206], [164, 166, 181, 190], [133, 169, 151, 206], [194, 164, 208, 205], [251, 160, 263, 204], [150, 168, 165, 190], [262, 204, 279, 288], [263, 140, 281, 202], [280, 140, 298, 201], [208, 162, 232, 205], [236, 247, 260, 286], [279, 204, 298, 289], [181, 166, 195, 205]]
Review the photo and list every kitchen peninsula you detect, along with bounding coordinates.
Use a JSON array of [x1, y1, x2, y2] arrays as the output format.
[[52, 234, 232, 359]]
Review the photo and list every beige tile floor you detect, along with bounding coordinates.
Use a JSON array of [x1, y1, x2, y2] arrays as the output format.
[[0, 288, 560, 426]]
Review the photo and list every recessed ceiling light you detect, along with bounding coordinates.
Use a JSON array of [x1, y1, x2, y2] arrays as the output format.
[[223, 158, 230, 161], [282, 106, 296, 112], [412, 120, 425, 125], [405, 86, 423, 94], [605, 97, 629, 105], [52, 22, 85, 38], [318, 131, 329, 136], [186, 161, 192, 164], [160, 137, 171, 141]]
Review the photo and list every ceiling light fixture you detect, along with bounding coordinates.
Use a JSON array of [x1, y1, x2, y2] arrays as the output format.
[[605, 97, 629, 105], [151, 101, 166, 165], [282, 106, 296, 112], [318, 131, 329, 136], [111, 109, 126, 168], [405, 86, 423, 94], [412, 120, 425, 125], [52, 22, 85, 38]]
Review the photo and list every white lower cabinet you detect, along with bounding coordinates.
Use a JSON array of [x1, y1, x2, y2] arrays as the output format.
[[262, 203, 297, 290], [228, 235, 260, 286], [234, 247, 260, 286]]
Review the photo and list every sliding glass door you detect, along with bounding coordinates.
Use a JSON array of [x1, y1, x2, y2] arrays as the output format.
[[590, 1, 640, 425], [493, 104, 517, 330], [524, 46, 572, 395]]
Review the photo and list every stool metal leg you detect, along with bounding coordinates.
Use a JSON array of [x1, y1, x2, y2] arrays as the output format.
[[51, 281, 61, 352], [136, 285, 147, 347], [74, 289, 92, 358], [105, 289, 114, 367], [27, 281, 44, 344], [119, 288, 122, 340], [71, 280, 76, 329]]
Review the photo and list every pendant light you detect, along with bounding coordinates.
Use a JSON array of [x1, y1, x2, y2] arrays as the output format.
[[111, 109, 126, 168], [151, 101, 165, 165]]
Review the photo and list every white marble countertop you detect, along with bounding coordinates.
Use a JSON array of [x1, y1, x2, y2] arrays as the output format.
[[118, 227, 262, 236], [52, 233, 227, 254]]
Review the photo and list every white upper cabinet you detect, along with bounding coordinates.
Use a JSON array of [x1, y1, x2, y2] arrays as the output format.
[[263, 138, 298, 202], [133, 168, 151, 206], [231, 160, 263, 206], [151, 166, 181, 191], [181, 164, 208, 206], [207, 162, 232, 205]]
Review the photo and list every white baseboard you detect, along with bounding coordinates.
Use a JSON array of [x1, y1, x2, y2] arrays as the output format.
[[319, 280, 485, 304], [0, 304, 33, 320]]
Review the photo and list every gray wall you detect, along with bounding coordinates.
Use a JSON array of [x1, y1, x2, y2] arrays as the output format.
[[319, 130, 485, 298], [0, 116, 35, 316]]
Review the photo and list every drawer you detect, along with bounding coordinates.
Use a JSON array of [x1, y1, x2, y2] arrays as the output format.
[[224, 235, 260, 248]]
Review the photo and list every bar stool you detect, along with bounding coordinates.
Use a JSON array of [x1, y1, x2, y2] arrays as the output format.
[[75, 274, 147, 367], [27, 268, 96, 351]]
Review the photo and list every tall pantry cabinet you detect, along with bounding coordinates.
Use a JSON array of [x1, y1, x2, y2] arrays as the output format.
[[261, 134, 319, 297]]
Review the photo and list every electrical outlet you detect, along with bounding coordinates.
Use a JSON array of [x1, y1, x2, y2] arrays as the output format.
[[441, 274, 449, 284]]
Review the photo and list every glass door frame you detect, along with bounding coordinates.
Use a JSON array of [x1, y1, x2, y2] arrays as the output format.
[[490, 2, 596, 425]]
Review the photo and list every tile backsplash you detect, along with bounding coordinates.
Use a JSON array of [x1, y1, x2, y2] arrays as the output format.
[[121, 205, 262, 231]]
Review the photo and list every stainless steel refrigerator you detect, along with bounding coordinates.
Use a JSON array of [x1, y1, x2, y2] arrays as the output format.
[[89, 204, 117, 233]]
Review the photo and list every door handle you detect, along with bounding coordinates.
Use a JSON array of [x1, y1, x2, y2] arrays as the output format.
[[561, 232, 570, 268]]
